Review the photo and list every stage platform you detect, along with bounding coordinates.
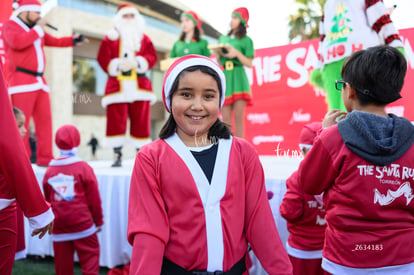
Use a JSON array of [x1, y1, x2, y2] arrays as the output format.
[[25, 156, 301, 272]]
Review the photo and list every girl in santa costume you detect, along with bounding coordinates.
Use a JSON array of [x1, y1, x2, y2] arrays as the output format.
[[169, 11, 210, 58], [12, 107, 28, 261], [299, 46, 414, 274], [280, 122, 328, 275], [97, 3, 157, 167], [127, 55, 292, 275], [0, 61, 54, 275], [310, 0, 404, 112], [2, 0, 85, 166], [215, 7, 254, 138], [43, 125, 103, 275]]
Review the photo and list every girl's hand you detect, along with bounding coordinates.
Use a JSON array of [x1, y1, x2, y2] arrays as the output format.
[[322, 109, 347, 128], [32, 221, 53, 239], [222, 46, 239, 59]]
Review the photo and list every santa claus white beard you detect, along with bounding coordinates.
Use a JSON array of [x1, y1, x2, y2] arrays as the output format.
[[116, 20, 144, 54]]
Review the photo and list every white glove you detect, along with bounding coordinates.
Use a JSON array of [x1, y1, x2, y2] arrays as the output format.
[[118, 58, 138, 72]]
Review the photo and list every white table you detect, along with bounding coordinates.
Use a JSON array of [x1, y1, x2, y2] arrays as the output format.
[[24, 157, 299, 271]]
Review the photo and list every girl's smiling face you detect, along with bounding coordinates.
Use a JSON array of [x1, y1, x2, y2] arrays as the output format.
[[171, 69, 220, 147]]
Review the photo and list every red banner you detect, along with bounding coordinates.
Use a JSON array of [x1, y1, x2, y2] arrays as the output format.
[[245, 28, 414, 156], [0, 0, 13, 65]]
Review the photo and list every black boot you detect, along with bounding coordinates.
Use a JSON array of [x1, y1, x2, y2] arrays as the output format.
[[111, 147, 122, 167]]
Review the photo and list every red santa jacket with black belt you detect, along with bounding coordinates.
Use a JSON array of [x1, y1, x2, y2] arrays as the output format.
[[2, 16, 74, 94], [97, 34, 157, 108]]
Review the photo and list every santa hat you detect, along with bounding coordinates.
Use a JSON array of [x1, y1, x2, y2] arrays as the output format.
[[181, 11, 202, 30], [299, 122, 322, 150], [162, 55, 225, 113], [116, 3, 139, 17], [233, 7, 249, 27], [14, 0, 41, 13], [55, 125, 81, 150]]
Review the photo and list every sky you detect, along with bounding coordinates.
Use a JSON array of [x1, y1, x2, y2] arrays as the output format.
[[177, 0, 414, 49]]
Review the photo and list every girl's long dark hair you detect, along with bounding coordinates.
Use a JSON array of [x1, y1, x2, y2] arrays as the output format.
[[159, 66, 232, 140], [227, 22, 247, 39], [179, 27, 201, 42]]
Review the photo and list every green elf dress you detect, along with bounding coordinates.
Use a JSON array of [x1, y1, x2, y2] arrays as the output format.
[[169, 38, 210, 58], [218, 34, 254, 106]]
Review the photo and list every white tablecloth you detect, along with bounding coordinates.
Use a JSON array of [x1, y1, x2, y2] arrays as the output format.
[[24, 157, 299, 271]]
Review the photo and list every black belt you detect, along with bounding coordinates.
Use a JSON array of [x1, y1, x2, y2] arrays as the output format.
[[161, 256, 246, 275], [16, 67, 43, 77], [137, 73, 146, 77]]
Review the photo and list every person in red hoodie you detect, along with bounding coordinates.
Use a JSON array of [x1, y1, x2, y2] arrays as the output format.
[[43, 125, 103, 275], [298, 46, 414, 274], [0, 60, 53, 275], [2, 0, 85, 166], [280, 122, 328, 275]]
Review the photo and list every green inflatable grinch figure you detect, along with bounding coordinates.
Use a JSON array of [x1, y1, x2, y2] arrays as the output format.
[[311, 0, 405, 111]]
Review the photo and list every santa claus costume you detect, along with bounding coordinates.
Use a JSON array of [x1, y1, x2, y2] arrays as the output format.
[[127, 55, 292, 274], [97, 3, 157, 167], [2, 0, 79, 166], [0, 59, 54, 275], [280, 122, 328, 275], [43, 125, 103, 275]]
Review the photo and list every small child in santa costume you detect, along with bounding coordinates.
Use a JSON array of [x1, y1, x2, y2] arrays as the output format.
[[169, 11, 210, 58], [43, 125, 103, 275], [127, 55, 292, 275], [280, 122, 328, 275]]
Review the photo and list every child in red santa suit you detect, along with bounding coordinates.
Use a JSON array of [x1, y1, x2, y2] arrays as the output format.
[[127, 55, 292, 275], [0, 61, 54, 275], [97, 3, 157, 167], [43, 125, 103, 275], [280, 122, 329, 275], [2, 0, 85, 166]]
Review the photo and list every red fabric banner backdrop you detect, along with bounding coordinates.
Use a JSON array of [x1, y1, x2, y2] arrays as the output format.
[[244, 28, 414, 156], [0, 0, 13, 64]]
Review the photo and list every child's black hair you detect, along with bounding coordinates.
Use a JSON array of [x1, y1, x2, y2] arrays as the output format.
[[179, 27, 201, 42], [341, 45, 407, 106], [159, 65, 232, 140], [13, 106, 23, 118], [227, 23, 247, 39]]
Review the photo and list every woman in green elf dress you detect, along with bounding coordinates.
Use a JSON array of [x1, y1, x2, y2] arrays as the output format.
[[169, 11, 210, 58], [216, 7, 254, 138]]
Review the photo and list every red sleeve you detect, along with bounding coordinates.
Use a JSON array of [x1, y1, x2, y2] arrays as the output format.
[[242, 141, 293, 275], [42, 171, 52, 203], [44, 32, 74, 47], [127, 148, 169, 274], [298, 130, 339, 195], [2, 20, 42, 50], [83, 164, 103, 227], [0, 61, 50, 219], [140, 35, 157, 69], [279, 171, 305, 223], [97, 37, 114, 74]]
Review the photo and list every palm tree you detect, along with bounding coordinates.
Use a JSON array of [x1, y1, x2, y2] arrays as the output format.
[[288, 0, 325, 42]]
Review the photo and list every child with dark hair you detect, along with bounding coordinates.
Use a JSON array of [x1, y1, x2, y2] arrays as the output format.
[[280, 122, 328, 275], [298, 45, 414, 274], [169, 11, 210, 58], [215, 7, 254, 138], [127, 55, 292, 275]]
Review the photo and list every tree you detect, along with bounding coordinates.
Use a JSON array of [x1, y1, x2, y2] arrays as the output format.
[[288, 0, 325, 42]]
